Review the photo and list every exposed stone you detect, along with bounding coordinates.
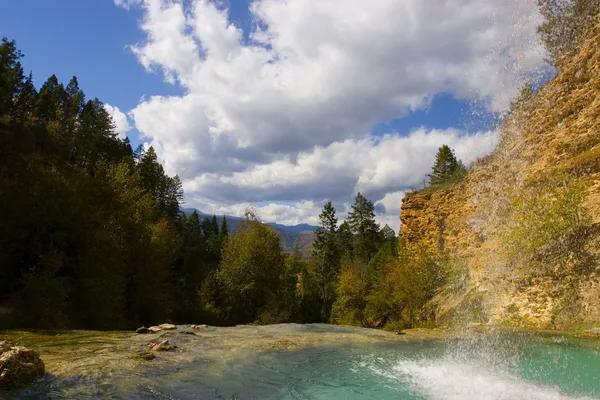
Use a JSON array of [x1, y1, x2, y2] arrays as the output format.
[[147, 326, 162, 334], [584, 327, 600, 337], [158, 323, 177, 330], [0, 343, 45, 388], [147, 340, 176, 352], [136, 326, 150, 334], [0, 341, 13, 354], [399, 19, 600, 329], [191, 324, 208, 330]]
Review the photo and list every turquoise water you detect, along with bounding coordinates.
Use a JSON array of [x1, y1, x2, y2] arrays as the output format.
[[2, 324, 599, 399]]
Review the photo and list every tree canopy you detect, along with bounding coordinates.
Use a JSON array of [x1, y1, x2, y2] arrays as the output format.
[[428, 145, 467, 186]]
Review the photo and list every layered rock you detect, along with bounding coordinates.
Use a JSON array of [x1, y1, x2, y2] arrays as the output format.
[[400, 19, 600, 329]]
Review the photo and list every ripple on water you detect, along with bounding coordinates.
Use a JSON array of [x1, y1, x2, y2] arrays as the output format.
[[1, 325, 599, 400]]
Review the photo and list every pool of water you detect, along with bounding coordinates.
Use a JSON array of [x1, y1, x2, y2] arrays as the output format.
[[2, 324, 599, 399]]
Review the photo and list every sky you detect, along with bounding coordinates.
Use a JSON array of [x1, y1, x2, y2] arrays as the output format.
[[0, 0, 549, 232]]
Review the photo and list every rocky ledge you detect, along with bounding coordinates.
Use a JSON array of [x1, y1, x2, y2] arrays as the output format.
[[0, 341, 45, 388]]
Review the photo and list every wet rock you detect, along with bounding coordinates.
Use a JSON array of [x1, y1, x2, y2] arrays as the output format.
[[158, 323, 176, 330], [0, 342, 45, 388], [584, 327, 600, 337], [0, 341, 12, 353], [136, 326, 150, 334], [267, 339, 297, 350], [137, 351, 156, 360], [147, 326, 162, 334], [191, 324, 208, 330], [147, 340, 176, 352]]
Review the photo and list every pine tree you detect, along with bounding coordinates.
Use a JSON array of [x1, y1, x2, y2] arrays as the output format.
[[428, 145, 467, 186], [0, 38, 25, 119], [381, 224, 396, 243], [311, 201, 341, 321], [187, 211, 203, 246], [347, 193, 381, 262], [337, 220, 354, 256], [219, 216, 228, 242]]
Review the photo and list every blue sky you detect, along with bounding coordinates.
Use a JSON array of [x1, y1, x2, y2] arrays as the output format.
[[0, 0, 545, 229]]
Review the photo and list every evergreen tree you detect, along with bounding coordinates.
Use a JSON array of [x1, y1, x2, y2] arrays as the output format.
[[428, 145, 467, 186], [219, 216, 228, 242], [381, 224, 396, 243], [347, 193, 381, 262], [0, 38, 25, 119], [0, 39, 185, 329], [311, 201, 341, 321], [337, 220, 354, 256]]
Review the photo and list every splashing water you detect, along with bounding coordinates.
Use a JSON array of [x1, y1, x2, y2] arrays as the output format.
[[2, 324, 599, 399]]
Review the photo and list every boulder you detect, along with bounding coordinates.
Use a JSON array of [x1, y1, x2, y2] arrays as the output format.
[[0, 342, 45, 388], [147, 326, 162, 334], [158, 323, 176, 330], [136, 326, 150, 334], [147, 340, 176, 352], [191, 324, 208, 330]]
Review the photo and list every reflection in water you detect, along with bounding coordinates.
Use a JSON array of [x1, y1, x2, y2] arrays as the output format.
[[1, 324, 599, 399]]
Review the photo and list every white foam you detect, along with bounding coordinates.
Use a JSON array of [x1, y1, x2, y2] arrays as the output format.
[[367, 358, 596, 400]]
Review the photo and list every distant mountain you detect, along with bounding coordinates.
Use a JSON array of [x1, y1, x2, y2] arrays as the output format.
[[265, 222, 318, 233], [180, 208, 317, 254]]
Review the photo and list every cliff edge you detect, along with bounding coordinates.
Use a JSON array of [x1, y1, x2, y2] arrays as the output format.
[[400, 18, 600, 330]]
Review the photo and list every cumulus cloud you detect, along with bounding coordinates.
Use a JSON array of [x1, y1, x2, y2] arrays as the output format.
[[104, 104, 132, 138], [184, 128, 498, 232], [117, 0, 546, 226]]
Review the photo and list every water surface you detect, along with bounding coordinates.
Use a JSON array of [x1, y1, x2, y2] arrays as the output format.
[[1, 324, 599, 399]]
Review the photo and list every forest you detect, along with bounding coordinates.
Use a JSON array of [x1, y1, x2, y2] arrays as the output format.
[[0, 36, 464, 331], [0, 0, 596, 331]]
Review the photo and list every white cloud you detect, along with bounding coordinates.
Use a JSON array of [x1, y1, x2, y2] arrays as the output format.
[[114, 0, 141, 11], [184, 127, 498, 233], [118, 0, 546, 225], [104, 104, 132, 138]]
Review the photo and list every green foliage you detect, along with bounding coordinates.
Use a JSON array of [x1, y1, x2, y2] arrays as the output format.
[[311, 201, 341, 321], [537, 0, 600, 64], [502, 179, 594, 276], [428, 145, 467, 186], [0, 39, 185, 329], [218, 216, 288, 324], [0, 38, 469, 331], [347, 193, 382, 261], [331, 257, 371, 326]]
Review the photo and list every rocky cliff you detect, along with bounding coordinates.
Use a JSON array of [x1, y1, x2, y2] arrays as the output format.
[[400, 18, 600, 330]]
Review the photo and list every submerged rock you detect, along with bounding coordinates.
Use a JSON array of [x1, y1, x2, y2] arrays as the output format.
[[0, 341, 45, 388], [136, 326, 150, 334], [158, 323, 176, 330], [137, 351, 156, 360], [147, 340, 176, 352]]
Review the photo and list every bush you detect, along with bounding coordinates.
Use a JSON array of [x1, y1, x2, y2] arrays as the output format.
[[502, 178, 593, 275]]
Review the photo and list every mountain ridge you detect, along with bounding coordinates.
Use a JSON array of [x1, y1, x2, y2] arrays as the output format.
[[180, 207, 317, 254]]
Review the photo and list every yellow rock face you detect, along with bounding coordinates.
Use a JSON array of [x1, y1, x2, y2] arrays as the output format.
[[399, 19, 600, 330]]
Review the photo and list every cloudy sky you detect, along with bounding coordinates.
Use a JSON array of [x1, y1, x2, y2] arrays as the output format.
[[1, 0, 548, 231]]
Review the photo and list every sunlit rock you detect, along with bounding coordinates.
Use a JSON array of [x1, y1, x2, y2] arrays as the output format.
[[0, 341, 45, 388]]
